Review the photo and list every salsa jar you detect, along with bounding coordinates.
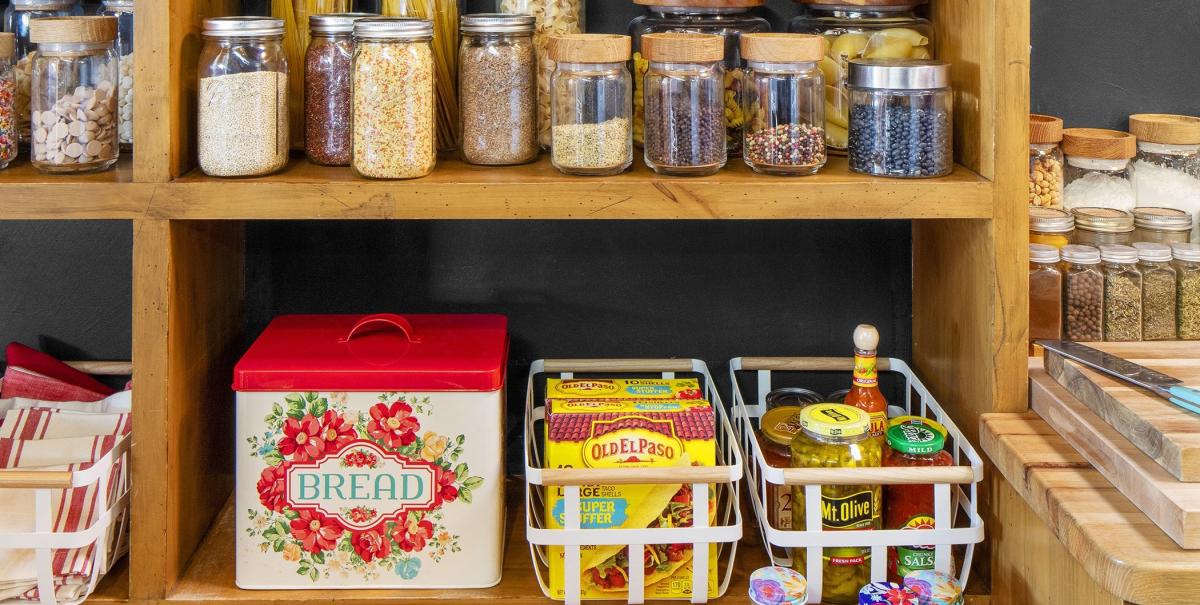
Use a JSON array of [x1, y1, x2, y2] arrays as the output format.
[[757, 405, 804, 531], [883, 423, 952, 583], [1029, 206, 1074, 249], [739, 33, 827, 176]]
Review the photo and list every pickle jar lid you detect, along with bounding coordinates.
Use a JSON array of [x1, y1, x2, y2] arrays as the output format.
[[1029, 243, 1060, 264], [859, 582, 917, 605], [641, 32, 725, 63], [799, 403, 869, 438], [1129, 113, 1200, 146], [761, 406, 806, 446], [1030, 114, 1064, 144], [203, 16, 285, 37], [309, 13, 376, 34], [1029, 206, 1074, 233], [903, 570, 964, 605], [1133, 206, 1193, 231], [1072, 207, 1135, 233], [1100, 244, 1138, 264], [1061, 244, 1100, 264], [1132, 242, 1173, 262], [1174, 243, 1200, 262], [886, 423, 945, 455], [748, 566, 808, 605]]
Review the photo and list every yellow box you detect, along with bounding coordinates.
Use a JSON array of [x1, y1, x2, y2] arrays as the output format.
[[545, 378, 703, 401]]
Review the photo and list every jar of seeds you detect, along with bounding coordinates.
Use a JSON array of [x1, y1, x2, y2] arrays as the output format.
[[1062, 244, 1103, 341], [29, 17, 119, 173], [459, 13, 537, 166], [352, 18, 436, 180], [1100, 244, 1143, 342], [1132, 242, 1177, 341], [198, 17, 289, 177], [4, 0, 79, 144], [1173, 243, 1200, 340], [739, 33, 826, 176], [642, 32, 726, 176], [1071, 206, 1134, 247], [847, 59, 953, 178], [305, 13, 374, 166], [547, 33, 632, 176], [97, 0, 133, 149], [1132, 207, 1192, 246], [1030, 114, 1064, 208], [0, 33, 16, 170]]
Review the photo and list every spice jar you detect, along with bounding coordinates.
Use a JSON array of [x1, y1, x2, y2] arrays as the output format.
[[1100, 244, 1143, 342], [739, 33, 826, 176], [1133, 207, 1192, 246], [1071, 207, 1134, 247], [97, 0, 132, 149], [642, 32, 727, 176], [499, 0, 585, 148], [1029, 244, 1063, 346], [1173, 243, 1200, 340], [305, 13, 373, 166], [1062, 128, 1137, 211], [847, 59, 952, 178], [198, 17, 289, 178], [1132, 242, 1177, 341], [351, 18, 436, 180], [1029, 114, 1064, 208], [29, 17, 119, 173], [1062, 244, 1103, 341], [787, 1, 933, 153], [883, 423, 952, 583], [1029, 206, 1074, 249], [3, 0, 79, 144], [1130, 114, 1200, 243], [756, 405, 804, 531], [628, 0, 769, 155], [459, 13, 537, 166], [0, 33, 16, 169], [547, 34, 632, 176]]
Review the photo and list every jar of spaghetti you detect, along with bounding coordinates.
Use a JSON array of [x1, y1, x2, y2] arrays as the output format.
[[1029, 206, 1074, 249], [756, 405, 804, 531], [883, 423, 952, 583]]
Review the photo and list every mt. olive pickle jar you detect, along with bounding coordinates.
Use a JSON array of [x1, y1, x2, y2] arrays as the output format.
[[1173, 243, 1200, 339], [847, 58, 952, 178], [1132, 242, 1177, 341], [1029, 244, 1063, 347], [1061, 128, 1137, 211], [1062, 244, 1103, 341], [739, 33, 826, 176], [1129, 114, 1200, 242], [1100, 244, 1143, 342], [757, 405, 804, 531], [1071, 207, 1134, 247], [459, 13, 537, 166], [1029, 206, 1074, 249], [547, 33, 632, 176], [791, 403, 881, 605], [1133, 207, 1193, 246], [1030, 114, 1064, 208], [642, 32, 727, 176], [305, 13, 374, 166]]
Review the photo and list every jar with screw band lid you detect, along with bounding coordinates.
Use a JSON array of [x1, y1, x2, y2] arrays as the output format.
[[1062, 128, 1137, 211], [1173, 243, 1200, 339], [1130, 113, 1200, 243], [642, 32, 727, 176], [1133, 207, 1193, 246], [1029, 243, 1063, 346], [847, 58, 953, 178], [1030, 114, 1064, 208], [1062, 244, 1103, 341], [4, 0, 80, 144], [547, 33, 632, 176], [1029, 206, 1074, 249], [1132, 242, 1177, 341], [459, 13, 538, 166], [1072, 206, 1134, 247], [739, 33, 826, 176], [304, 13, 375, 167], [1100, 244, 1143, 342], [0, 32, 16, 169]]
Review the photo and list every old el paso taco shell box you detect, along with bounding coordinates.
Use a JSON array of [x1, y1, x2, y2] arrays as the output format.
[[544, 378, 718, 600], [233, 314, 506, 589]]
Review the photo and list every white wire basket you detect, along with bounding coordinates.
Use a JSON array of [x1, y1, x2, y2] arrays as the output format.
[[728, 357, 984, 604], [524, 359, 744, 604]]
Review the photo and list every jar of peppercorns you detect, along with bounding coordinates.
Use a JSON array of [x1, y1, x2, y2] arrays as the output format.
[[642, 32, 727, 176], [1063, 244, 1104, 341], [1030, 114, 1064, 208], [739, 33, 826, 176], [847, 58, 952, 178]]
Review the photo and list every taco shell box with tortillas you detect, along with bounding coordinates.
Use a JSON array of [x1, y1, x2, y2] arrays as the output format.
[[544, 378, 718, 600]]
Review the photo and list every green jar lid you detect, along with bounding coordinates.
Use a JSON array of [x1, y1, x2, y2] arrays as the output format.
[[886, 423, 945, 455]]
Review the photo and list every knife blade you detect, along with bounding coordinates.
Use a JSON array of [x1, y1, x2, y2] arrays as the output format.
[[1036, 339, 1200, 415]]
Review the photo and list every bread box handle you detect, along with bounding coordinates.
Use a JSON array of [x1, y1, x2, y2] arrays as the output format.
[[339, 314, 422, 343]]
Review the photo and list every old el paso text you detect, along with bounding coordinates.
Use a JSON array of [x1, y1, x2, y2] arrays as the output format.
[[295, 472, 426, 501], [590, 437, 674, 460]]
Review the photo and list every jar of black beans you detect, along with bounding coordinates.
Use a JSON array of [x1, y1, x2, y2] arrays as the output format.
[[847, 59, 953, 178], [641, 32, 727, 176]]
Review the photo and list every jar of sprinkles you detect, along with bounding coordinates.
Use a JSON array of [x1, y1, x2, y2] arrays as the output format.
[[351, 17, 436, 179], [847, 58, 952, 178], [0, 33, 16, 170], [305, 13, 374, 166], [547, 33, 632, 176], [739, 33, 826, 176], [642, 32, 727, 176]]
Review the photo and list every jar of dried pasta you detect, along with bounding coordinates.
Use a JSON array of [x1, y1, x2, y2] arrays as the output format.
[[1132, 242, 1177, 341], [499, 0, 586, 148], [1100, 244, 1143, 342], [351, 17, 436, 179]]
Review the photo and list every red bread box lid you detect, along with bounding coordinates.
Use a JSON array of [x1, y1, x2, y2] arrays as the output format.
[[233, 314, 508, 392]]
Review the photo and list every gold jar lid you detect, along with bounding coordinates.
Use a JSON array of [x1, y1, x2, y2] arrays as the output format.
[[1072, 207, 1135, 233], [547, 34, 631, 63], [760, 406, 805, 446], [1030, 114, 1063, 144], [641, 32, 725, 63], [741, 33, 824, 64], [1129, 114, 1200, 146], [1029, 206, 1074, 233], [1134, 207, 1193, 231]]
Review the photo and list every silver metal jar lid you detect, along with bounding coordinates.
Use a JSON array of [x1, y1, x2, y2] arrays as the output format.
[[1029, 207, 1074, 233], [1099, 244, 1139, 264], [1173, 243, 1200, 262], [461, 13, 535, 34], [203, 17, 285, 37], [848, 58, 950, 90], [1132, 242, 1173, 262], [353, 17, 434, 39], [1133, 206, 1193, 231], [1072, 207, 1135, 233], [310, 13, 377, 34], [1029, 243, 1060, 264], [11, 0, 74, 9], [101, 0, 134, 10], [1062, 244, 1100, 264]]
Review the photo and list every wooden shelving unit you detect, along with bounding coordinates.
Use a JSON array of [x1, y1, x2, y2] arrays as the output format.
[[3, 0, 1030, 603]]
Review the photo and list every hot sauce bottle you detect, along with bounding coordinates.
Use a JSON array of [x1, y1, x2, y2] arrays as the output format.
[[844, 324, 888, 442]]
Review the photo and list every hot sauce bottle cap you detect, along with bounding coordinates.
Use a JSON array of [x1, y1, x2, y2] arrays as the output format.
[[854, 324, 880, 352], [799, 403, 869, 438]]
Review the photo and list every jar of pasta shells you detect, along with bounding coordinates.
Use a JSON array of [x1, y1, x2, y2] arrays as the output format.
[[499, 0, 585, 148]]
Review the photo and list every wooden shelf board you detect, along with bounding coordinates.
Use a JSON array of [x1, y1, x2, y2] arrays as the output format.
[[88, 556, 129, 603], [0, 155, 150, 219]]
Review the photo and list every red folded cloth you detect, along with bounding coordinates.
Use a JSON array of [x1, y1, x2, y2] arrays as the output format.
[[1, 343, 115, 403]]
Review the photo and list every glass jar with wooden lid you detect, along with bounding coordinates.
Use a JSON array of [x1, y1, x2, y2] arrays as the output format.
[[1062, 127, 1137, 211], [547, 33, 633, 176], [641, 32, 727, 176], [1130, 113, 1200, 243], [1029, 206, 1074, 248], [739, 33, 826, 175], [1030, 114, 1064, 208], [756, 405, 804, 530], [1071, 206, 1135, 247], [1133, 207, 1193, 246]]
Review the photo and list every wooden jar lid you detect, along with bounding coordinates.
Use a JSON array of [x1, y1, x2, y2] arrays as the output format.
[[634, 0, 763, 7], [0, 33, 14, 59], [1129, 113, 1200, 145], [800, 0, 926, 6], [741, 33, 824, 63], [30, 16, 118, 44], [1030, 114, 1063, 144], [1061, 128, 1137, 160], [641, 32, 724, 63], [547, 34, 631, 63]]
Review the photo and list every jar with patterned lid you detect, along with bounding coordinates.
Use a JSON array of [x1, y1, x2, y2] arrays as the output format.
[[1132, 242, 1177, 341], [1100, 244, 1143, 342], [1062, 128, 1137, 211], [1072, 207, 1134, 247], [1130, 114, 1200, 243], [1029, 206, 1074, 249], [1030, 114, 1064, 208], [1133, 207, 1192, 246]]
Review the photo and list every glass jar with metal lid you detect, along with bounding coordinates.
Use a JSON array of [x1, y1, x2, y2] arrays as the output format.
[[847, 58, 952, 178], [4, 0, 80, 143], [642, 32, 727, 176], [0, 33, 16, 169], [29, 16, 119, 173], [305, 13, 374, 166], [1029, 243, 1063, 345], [1062, 127, 1137, 211], [766, 387, 824, 409], [198, 17, 289, 178], [1071, 207, 1134, 247], [1173, 243, 1200, 339], [459, 13, 538, 166], [1133, 207, 1193, 246], [1132, 242, 1177, 341], [787, 0, 933, 153], [1029, 206, 1074, 249], [739, 33, 827, 176], [756, 405, 804, 531], [1100, 244, 1143, 342], [1030, 114, 1064, 208], [1129, 114, 1200, 243], [1062, 244, 1103, 341], [547, 33, 633, 176], [97, 0, 132, 149]]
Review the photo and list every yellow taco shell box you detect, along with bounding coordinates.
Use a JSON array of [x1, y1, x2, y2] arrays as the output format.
[[545, 378, 704, 401], [544, 396, 718, 600]]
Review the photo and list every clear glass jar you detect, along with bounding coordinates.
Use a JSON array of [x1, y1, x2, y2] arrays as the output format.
[[847, 59, 952, 178], [1132, 242, 1177, 341], [1129, 114, 1200, 243], [29, 16, 119, 173], [1061, 128, 1137, 211], [1062, 244, 1103, 341], [1100, 244, 1143, 342], [0, 33, 16, 169], [304, 14, 372, 167], [758, 405, 804, 531], [547, 34, 632, 176], [5, 0, 79, 143], [629, 3, 769, 156], [1029, 244, 1063, 346], [1030, 114, 1064, 208], [788, 2, 933, 153], [97, 0, 132, 149], [459, 13, 537, 166], [351, 18, 436, 179], [198, 17, 289, 178], [1133, 207, 1192, 246], [642, 32, 726, 176], [739, 33, 826, 176], [1071, 207, 1134, 247], [499, 0, 585, 148], [1030, 207, 1074, 249], [1173, 243, 1200, 340]]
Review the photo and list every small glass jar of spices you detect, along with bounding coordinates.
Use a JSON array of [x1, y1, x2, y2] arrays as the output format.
[[1100, 244, 1143, 342], [1173, 243, 1200, 340], [1061, 128, 1137, 211], [642, 32, 727, 176], [739, 33, 827, 176], [847, 58, 953, 178], [305, 13, 374, 166], [1029, 114, 1064, 208], [1029, 244, 1063, 346], [1029, 206, 1074, 249], [352, 18, 437, 180], [1133, 207, 1192, 246], [97, 0, 133, 149], [1071, 207, 1134, 247], [1129, 113, 1200, 243], [459, 13, 538, 166], [1062, 244, 1103, 341], [547, 33, 633, 176], [0, 33, 16, 170], [29, 16, 119, 173], [4, 0, 80, 144], [1132, 242, 1177, 341], [198, 17, 289, 178]]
